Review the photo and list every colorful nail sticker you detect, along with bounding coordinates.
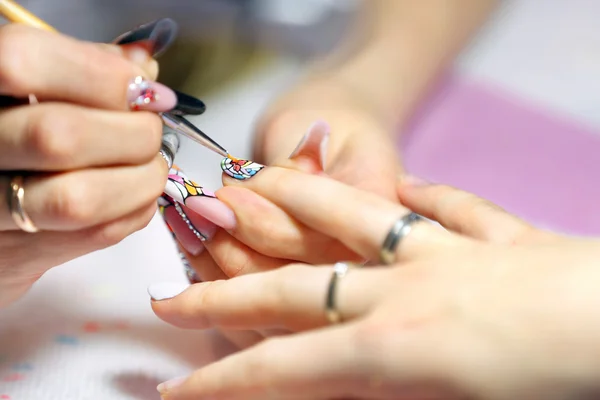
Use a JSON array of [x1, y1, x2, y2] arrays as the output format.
[[220, 157, 264, 180], [164, 165, 216, 205]]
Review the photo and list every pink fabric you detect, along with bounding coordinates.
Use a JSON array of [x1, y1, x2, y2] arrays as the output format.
[[400, 73, 600, 235]]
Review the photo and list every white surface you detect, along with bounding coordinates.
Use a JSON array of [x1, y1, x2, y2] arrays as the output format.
[[1, 1, 599, 399]]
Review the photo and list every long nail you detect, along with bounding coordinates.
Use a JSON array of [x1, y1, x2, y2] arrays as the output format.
[[128, 76, 177, 112], [113, 18, 178, 57], [289, 120, 330, 169], [148, 283, 189, 301], [157, 376, 187, 395], [159, 194, 215, 255], [164, 166, 237, 230], [220, 157, 265, 181]]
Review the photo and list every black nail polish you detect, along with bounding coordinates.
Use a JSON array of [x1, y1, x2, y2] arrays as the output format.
[[113, 18, 178, 58], [169, 90, 206, 116], [0, 95, 28, 108]]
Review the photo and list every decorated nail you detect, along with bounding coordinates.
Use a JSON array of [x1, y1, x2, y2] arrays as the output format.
[[113, 18, 178, 57], [147, 282, 189, 301], [164, 166, 236, 230], [127, 76, 177, 112], [221, 157, 265, 181], [158, 194, 215, 255], [289, 120, 330, 169]]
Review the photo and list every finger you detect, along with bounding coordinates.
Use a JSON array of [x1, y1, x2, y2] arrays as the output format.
[[217, 187, 361, 264], [158, 325, 367, 400], [0, 24, 175, 111], [1, 201, 157, 283], [151, 263, 386, 331], [397, 177, 534, 243], [222, 167, 455, 262], [0, 155, 167, 231], [0, 103, 162, 170], [276, 120, 329, 174]]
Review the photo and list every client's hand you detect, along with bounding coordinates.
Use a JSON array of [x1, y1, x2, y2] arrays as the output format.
[[151, 178, 600, 400], [0, 24, 174, 307]]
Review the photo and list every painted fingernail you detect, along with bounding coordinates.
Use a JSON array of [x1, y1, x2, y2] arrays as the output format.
[[221, 157, 265, 181], [159, 194, 215, 255], [148, 282, 189, 301], [289, 120, 330, 169], [113, 18, 178, 57], [157, 376, 187, 395], [164, 166, 237, 230], [128, 76, 177, 112], [402, 175, 430, 187]]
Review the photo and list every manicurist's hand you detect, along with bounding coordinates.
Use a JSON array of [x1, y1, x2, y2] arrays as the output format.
[[152, 180, 600, 400], [0, 23, 175, 307]]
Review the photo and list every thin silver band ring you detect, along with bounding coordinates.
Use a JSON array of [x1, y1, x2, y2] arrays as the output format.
[[379, 212, 423, 265], [8, 175, 39, 233], [325, 262, 355, 324]]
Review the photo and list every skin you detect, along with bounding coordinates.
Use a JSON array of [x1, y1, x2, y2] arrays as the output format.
[[152, 172, 600, 400], [0, 25, 166, 307]]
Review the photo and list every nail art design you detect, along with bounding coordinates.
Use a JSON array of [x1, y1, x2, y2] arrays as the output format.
[[164, 165, 216, 204], [113, 18, 178, 57], [221, 157, 265, 180], [163, 166, 236, 229], [127, 76, 177, 112]]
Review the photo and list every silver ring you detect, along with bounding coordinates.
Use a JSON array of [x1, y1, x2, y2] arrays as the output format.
[[8, 175, 39, 233], [379, 212, 423, 265], [325, 262, 355, 324]]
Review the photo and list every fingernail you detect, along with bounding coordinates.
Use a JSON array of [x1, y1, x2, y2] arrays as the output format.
[[289, 120, 330, 169], [113, 18, 178, 57], [157, 376, 187, 396], [148, 282, 189, 301], [170, 90, 207, 116], [128, 76, 177, 112], [164, 166, 237, 230], [221, 157, 265, 181], [402, 174, 430, 187], [158, 194, 215, 255]]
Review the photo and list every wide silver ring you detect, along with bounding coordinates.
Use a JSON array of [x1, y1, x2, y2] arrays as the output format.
[[8, 175, 39, 233], [325, 262, 356, 324], [379, 212, 423, 265]]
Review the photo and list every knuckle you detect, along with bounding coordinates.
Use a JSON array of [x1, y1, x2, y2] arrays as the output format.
[[45, 179, 94, 225], [0, 25, 33, 93], [90, 207, 154, 248], [26, 110, 78, 165]]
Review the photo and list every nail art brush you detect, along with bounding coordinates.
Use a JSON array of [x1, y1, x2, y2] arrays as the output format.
[[0, 1, 236, 160]]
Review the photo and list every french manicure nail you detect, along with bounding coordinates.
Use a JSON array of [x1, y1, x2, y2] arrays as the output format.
[[164, 166, 237, 230], [148, 282, 189, 301], [288, 120, 330, 169], [221, 157, 265, 181], [113, 18, 179, 57], [128, 76, 177, 112]]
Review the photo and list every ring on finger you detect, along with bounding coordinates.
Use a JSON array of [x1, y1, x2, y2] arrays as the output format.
[[8, 175, 39, 233], [325, 262, 358, 324], [379, 212, 423, 265]]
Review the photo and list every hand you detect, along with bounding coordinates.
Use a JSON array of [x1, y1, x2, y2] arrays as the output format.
[[151, 182, 600, 400], [253, 78, 403, 200], [0, 24, 175, 307]]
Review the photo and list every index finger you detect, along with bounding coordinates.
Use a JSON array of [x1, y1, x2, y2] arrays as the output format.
[[220, 167, 454, 262], [0, 24, 176, 111]]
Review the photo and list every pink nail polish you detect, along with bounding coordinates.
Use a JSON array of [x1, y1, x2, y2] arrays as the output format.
[[163, 166, 236, 230], [288, 120, 330, 169], [127, 76, 177, 112], [157, 376, 187, 394], [159, 195, 213, 255]]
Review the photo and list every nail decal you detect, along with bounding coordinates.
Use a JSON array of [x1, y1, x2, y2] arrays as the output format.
[[113, 18, 178, 57], [164, 166, 236, 230], [127, 76, 177, 112], [221, 157, 265, 180]]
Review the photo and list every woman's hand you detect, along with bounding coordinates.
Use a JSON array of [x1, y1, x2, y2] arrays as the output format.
[[0, 24, 176, 307], [151, 183, 600, 400]]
